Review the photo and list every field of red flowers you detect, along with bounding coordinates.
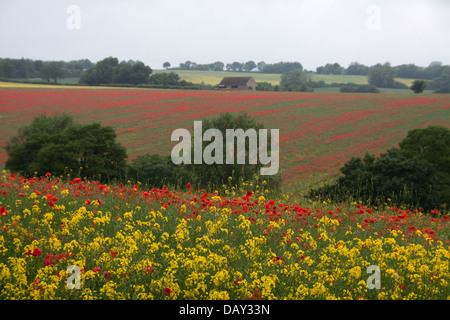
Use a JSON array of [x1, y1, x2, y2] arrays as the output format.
[[1, 87, 449, 190]]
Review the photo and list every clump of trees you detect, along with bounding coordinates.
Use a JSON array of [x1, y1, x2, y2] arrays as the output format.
[[280, 68, 312, 92], [316, 63, 344, 75], [368, 63, 409, 89], [5, 114, 127, 182], [79, 57, 152, 86], [309, 126, 450, 211], [144, 72, 200, 89], [129, 112, 282, 190], [6, 113, 281, 191], [0, 58, 94, 80]]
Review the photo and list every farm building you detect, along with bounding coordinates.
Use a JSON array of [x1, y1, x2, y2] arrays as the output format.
[[218, 77, 257, 90]]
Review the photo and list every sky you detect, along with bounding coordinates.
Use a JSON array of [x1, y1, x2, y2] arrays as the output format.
[[1, 0, 449, 70]]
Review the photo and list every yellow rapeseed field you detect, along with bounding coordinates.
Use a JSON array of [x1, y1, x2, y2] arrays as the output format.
[[0, 171, 448, 300]]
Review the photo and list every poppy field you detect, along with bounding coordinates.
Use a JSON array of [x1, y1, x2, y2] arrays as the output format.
[[0, 86, 449, 300], [0, 172, 449, 300], [1, 86, 450, 191]]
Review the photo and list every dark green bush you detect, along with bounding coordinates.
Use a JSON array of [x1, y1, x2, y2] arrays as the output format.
[[5, 114, 127, 182], [309, 126, 450, 210]]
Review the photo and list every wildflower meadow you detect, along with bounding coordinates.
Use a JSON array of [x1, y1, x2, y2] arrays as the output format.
[[0, 171, 448, 300]]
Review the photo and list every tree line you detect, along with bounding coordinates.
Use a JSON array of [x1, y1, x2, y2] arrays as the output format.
[[0, 58, 93, 81], [1, 56, 449, 93]]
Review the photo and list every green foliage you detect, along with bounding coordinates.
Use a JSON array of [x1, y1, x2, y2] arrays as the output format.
[[188, 112, 281, 190], [261, 61, 303, 74], [148, 72, 195, 87], [340, 83, 380, 93], [40, 62, 65, 83], [128, 113, 281, 190], [243, 60, 257, 72], [344, 62, 370, 75], [79, 57, 152, 86], [255, 81, 273, 91], [280, 69, 312, 92], [398, 125, 450, 206], [433, 86, 450, 94], [128, 154, 193, 189], [428, 67, 450, 91], [310, 126, 450, 210], [410, 80, 427, 93], [316, 63, 344, 75], [368, 63, 395, 88], [5, 114, 127, 181], [0, 58, 93, 79]]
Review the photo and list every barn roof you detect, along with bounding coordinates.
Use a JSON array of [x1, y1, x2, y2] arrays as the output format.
[[219, 77, 254, 86]]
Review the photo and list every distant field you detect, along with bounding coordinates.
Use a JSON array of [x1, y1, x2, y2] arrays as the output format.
[[3, 71, 416, 91], [1, 87, 449, 191], [153, 70, 281, 85], [153, 69, 416, 88]]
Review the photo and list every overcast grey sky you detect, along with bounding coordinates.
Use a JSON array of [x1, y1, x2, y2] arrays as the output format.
[[1, 0, 449, 70]]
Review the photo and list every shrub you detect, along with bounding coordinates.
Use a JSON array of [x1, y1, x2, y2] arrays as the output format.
[[309, 126, 450, 210], [5, 114, 127, 182], [128, 154, 193, 189], [410, 80, 427, 93], [185, 112, 282, 190], [340, 83, 380, 93]]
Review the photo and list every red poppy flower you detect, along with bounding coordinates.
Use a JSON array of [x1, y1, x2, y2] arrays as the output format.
[[0, 206, 7, 216], [144, 265, 154, 274], [85, 198, 91, 205], [93, 267, 101, 272], [110, 249, 118, 258], [73, 178, 82, 183], [43, 254, 55, 266], [186, 183, 191, 189], [165, 287, 172, 296], [18, 193, 25, 197]]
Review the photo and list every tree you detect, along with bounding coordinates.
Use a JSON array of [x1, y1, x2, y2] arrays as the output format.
[[345, 62, 369, 75], [428, 67, 450, 91], [395, 64, 424, 79], [262, 62, 302, 74], [212, 61, 224, 71], [310, 125, 450, 210], [410, 80, 427, 93], [368, 63, 395, 88], [181, 112, 281, 189], [230, 62, 244, 72], [163, 62, 171, 69], [41, 62, 65, 83], [128, 154, 192, 188], [149, 72, 182, 86], [179, 61, 192, 70], [398, 125, 450, 206], [5, 114, 127, 181], [79, 57, 151, 86], [243, 60, 257, 72], [257, 61, 266, 72], [316, 63, 343, 75], [280, 69, 312, 92]]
